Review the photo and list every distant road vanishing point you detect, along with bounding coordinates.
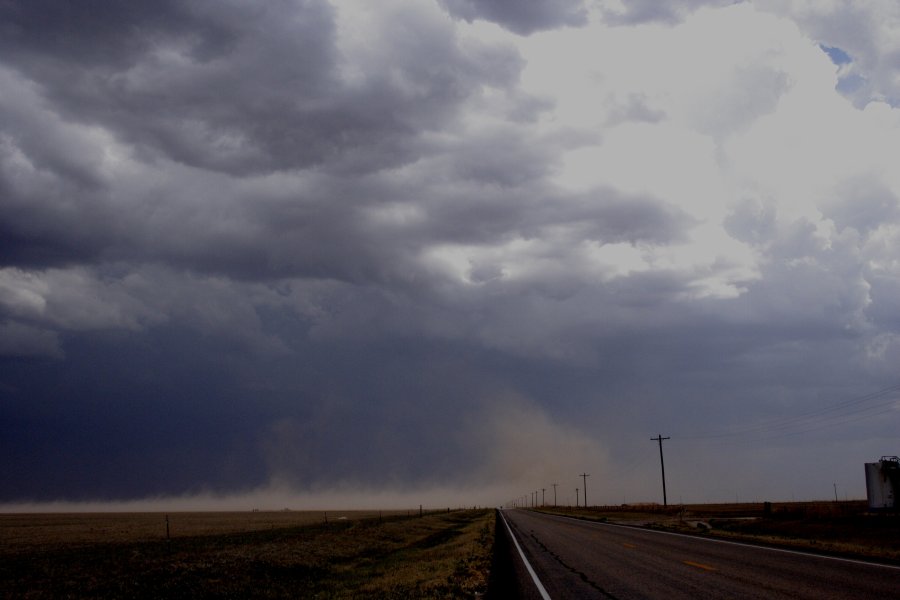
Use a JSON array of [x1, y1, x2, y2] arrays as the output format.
[[496, 509, 900, 599]]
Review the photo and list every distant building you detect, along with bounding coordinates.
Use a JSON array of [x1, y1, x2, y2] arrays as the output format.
[[865, 456, 900, 509]]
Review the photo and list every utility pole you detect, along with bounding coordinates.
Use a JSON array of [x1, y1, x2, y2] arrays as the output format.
[[552, 483, 558, 507], [575, 488, 579, 507], [542, 488, 546, 506], [580, 473, 590, 507], [651, 434, 671, 506]]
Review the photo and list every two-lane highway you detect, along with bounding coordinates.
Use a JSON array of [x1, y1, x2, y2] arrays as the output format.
[[501, 509, 900, 599]]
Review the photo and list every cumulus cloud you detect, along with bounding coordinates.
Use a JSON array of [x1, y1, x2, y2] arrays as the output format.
[[755, 0, 900, 106]]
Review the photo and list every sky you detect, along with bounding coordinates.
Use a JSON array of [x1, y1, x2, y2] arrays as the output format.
[[3, 0, 900, 511]]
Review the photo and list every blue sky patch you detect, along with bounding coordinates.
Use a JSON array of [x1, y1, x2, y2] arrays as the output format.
[[820, 44, 852, 65], [836, 72, 865, 95]]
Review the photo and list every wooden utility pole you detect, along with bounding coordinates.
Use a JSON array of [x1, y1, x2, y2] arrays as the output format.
[[580, 473, 590, 507], [575, 488, 579, 507], [651, 434, 671, 506], [552, 483, 558, 507]]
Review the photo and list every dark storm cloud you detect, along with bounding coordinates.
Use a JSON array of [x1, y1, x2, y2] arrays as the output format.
[[564, 190, 695, 245], [400, 182, 692, 252], [600, 0, 742, 25], [3, 0, 900, 508], [0, 315, 515, 499], [0, 321, 61, 358], [0, 0, 336, 174], [0, 0, 526, 275], [1, 67, 683, 284], [0, 326, 274, 499], [0, 1, 221, 66], [0, 0, 569, 501], [437, 0, 588, 35], [0, 0, 520, 177]]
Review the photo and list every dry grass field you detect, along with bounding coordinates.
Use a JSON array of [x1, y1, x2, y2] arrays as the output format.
[[0, 510, 406, 549], [537, 501, 900, 563], [0, 509, 494, 598]]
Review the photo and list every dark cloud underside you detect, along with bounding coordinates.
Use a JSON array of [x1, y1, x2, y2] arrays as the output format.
[[437, 0, 588, 34]]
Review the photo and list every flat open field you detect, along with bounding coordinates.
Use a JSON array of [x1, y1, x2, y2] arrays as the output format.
[[537, 500, 900, 563], [0, 510, 407, 549], [0, 509, 494, 598]]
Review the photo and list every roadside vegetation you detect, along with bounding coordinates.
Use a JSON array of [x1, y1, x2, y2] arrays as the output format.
[[535, 501, 900, 563], [0, 509, 494, 598]]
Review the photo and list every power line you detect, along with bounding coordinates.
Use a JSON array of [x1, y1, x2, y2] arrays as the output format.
[[679, 383, 900, 445]]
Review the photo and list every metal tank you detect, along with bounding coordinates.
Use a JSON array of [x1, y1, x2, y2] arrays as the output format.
[[865, 456, 900, 509]]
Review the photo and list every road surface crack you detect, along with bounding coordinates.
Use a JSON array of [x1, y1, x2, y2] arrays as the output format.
[[529, 530, 619, 599]]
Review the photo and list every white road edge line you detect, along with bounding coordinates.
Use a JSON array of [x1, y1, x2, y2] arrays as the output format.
[[499, 510, 552, 600], [548, 513, 900, 571]]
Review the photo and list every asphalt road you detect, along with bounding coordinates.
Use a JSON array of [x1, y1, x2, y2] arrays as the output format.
[[500, 509, 900, 599]]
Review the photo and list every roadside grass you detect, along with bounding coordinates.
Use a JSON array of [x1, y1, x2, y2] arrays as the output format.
[[535, 501, 900, 563], [0, 509, 494, 599]]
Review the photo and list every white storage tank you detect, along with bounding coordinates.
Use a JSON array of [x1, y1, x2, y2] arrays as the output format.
[[865, 456, 900, 509]]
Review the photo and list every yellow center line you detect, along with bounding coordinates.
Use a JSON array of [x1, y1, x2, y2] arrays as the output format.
[[683, 560, 716, 571]]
